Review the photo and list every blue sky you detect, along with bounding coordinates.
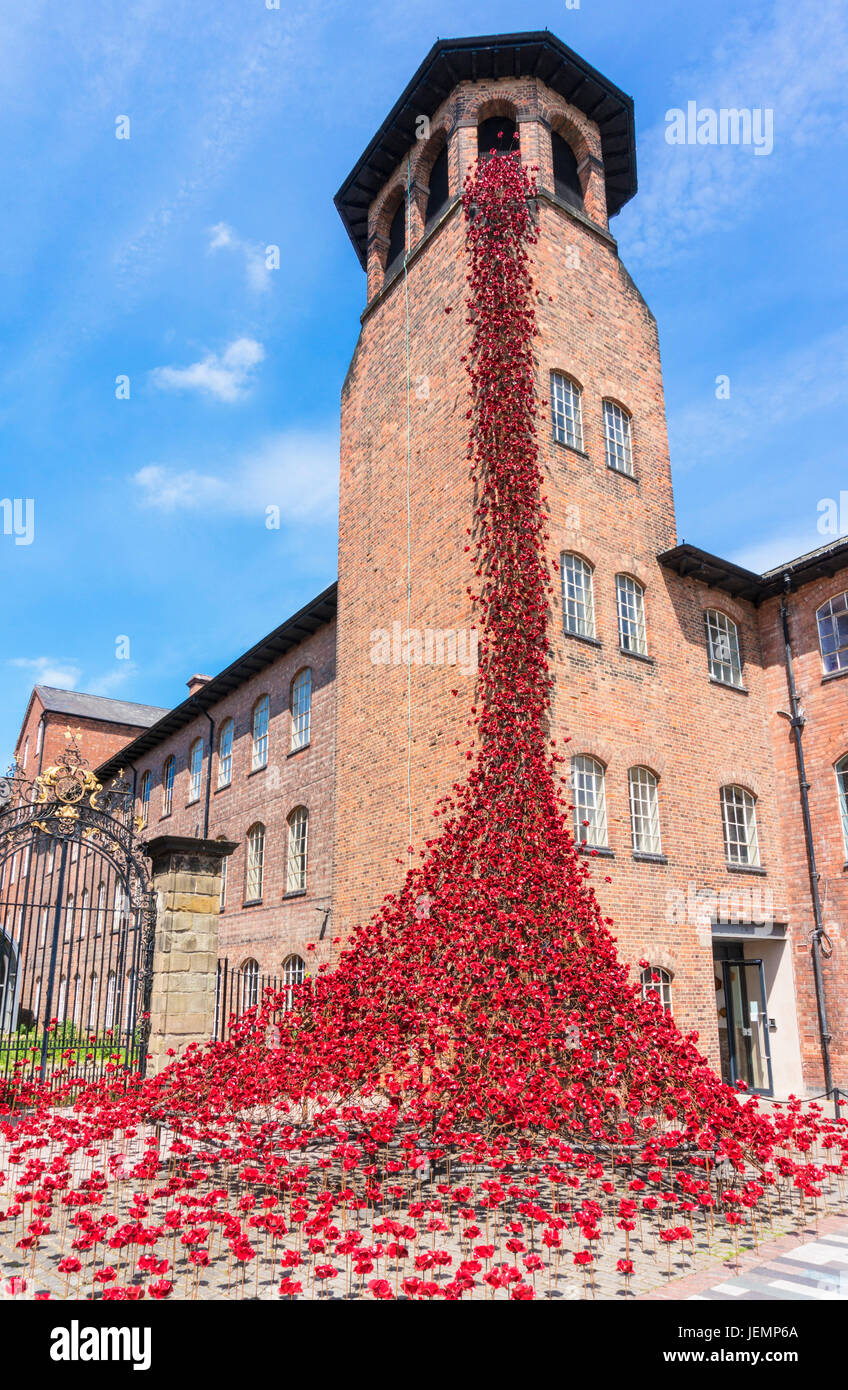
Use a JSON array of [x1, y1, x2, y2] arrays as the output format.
[[1, 0, 846, 762]]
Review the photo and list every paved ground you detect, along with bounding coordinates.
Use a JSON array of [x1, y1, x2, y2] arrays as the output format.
[[640, 1214, 848, 1302]]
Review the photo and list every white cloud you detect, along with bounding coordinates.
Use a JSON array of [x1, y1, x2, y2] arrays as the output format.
[[133, 426, 339, 524], [85, 663, 139, 697], [10, 656, 82, 689], [208, 221, 272, 293], [150, 337, 265, 402], [730, 531, 830, 575], [621, 0, 848, 266]]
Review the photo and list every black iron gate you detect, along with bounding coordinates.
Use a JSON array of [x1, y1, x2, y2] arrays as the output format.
[[0, 735, 155, 1086]]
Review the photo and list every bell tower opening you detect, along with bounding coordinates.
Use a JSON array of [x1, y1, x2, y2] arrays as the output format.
[[477, 116, 518, 158], [384, 198, 406, 277], [425, 143, 449, 223], [552, 130, 583, 210]]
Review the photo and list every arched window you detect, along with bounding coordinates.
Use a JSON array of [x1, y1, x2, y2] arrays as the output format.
[[603, 400, 634, 476], [80, 888, 89, 938], [114, 884, 130, 933], [63, 893, 75, 941], [162, 756, 175, 817], [95, 882, 106, 936], [836, 756, 848, 856], [629, 767, 661, 854], [105, 972, 116, 1029], [57, 975, 67, 1021], [552, 130, 583, 209], [550, 372, 583, 450], [286, 807, 308, 894], [571, 755, 608, 848], [34, 976, 42, 1017], [425, 143, 449, 223], [88, 974, 98, 1030], [218, 718, 234, 787], [640, 966, 672, 1013], [477, 116, 518, 157], [125, 969, 136, 1030], [616, 575, 648, 656], [817, 592, 848, 674], [240, 959, 260, 1012], [72, 973, 81, 1024], [188, 739, 203, 803], [291, 668, 312, 751], [36, 720, 43, 755], [139, 771, 151, 828], [22, 736, 29, 770], [385, 200, 406, 277], [282, 954, 305, 1012], [705, 610, 742, 687], [252, 696, 270, 771], [245, 823, 265, 902], [561, 554, 595, 639], [721, 785, 760, 866], [39, 907, 49, 945]]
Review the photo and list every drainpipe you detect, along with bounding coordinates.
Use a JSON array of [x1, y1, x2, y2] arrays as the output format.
[[189, 697, 215, 839], [780, 573, 836, 1111]]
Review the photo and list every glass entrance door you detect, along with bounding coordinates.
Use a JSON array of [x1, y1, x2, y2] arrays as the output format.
[[721, 958, 773, 1095]]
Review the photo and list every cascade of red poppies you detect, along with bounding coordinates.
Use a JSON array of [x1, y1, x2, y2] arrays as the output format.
[[1, 150, 845, 1303]]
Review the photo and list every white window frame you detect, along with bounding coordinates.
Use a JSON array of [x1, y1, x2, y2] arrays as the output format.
[[240, 959, 260, 1012], [550, 371, 583, 451], [562, 554, 596, 639], [616, 575, 647, 656], [139, 771, 151, 828], [282, 954, 305, 1012], [95, 882, 106, 936], [245, 824, 265, 902], [817, 591, 848, 675], [162, 756, 175, 817], [705, 609, 743, 687], [836, 756, 848, 858], [640, 966, 672, 1013], [252, 696, 270, 771], [218, 718, 234, 788], [286, 807, 308, 893], [188, 739, 203, 804], [721, 785, 760, 866], [291, 669, 312, 752], [571, 755, 608, 848], [629, 766, 662, 855], [603, 400, 633, 475]]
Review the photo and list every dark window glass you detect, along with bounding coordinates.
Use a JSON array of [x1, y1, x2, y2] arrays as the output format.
[[552, 132, 583, 209], [385, 201, 405, 274], [426, 145, 449, 222], [477, 117, 518, 157]]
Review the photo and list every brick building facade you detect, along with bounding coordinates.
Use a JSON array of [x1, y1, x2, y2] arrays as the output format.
[[7, 33, 848, 1099]]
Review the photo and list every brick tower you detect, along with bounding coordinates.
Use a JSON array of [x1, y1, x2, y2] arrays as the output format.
[[332, 32, 806, 1093]]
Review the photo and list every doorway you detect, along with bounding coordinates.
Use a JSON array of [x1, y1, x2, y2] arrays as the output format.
[[714, 943, 774, 1095]]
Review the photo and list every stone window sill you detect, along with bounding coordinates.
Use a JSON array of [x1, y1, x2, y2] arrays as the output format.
[[633, 851, 668, 865], [822, 667, 848, 685], [214, 781, 231, 795], [726, 862, 767, 876], [287, 743, 310, 759], [577, 844, 614, 858], [159, 812, 172, 822], [620, 646, 653, 665], [247, 764, 268, 778], [243, 898, 263, 908], [283, 889, 307, 900], [564, 630, 601, 649], [552, 439, 589, 461], [710, 677, 748, 695], [607, 464, 638, 483]]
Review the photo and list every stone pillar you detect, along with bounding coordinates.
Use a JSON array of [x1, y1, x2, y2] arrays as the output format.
[[144, 835, 237, 1074]]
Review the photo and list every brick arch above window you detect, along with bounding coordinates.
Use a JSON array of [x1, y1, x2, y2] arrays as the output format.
[[716, 772, 762, 800]]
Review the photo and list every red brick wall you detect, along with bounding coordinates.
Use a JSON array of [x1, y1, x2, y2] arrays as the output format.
[[130, 621, 336, 982], [14, 701, 154, 785], [333, 72, 809, 1088], [759, 573, 848, 1088]]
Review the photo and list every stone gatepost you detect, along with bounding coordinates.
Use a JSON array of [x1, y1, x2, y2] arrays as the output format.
[[144, 835, 237, 1074]]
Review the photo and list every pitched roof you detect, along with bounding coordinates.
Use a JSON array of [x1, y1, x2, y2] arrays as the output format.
[[35, 686, 169, 728], [97, 582, 338, 781], [335, 30, 637, 268], [657, 536, 848, 604]]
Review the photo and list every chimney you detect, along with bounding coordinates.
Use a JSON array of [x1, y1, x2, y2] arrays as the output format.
[[187, 674, 212, 697]]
